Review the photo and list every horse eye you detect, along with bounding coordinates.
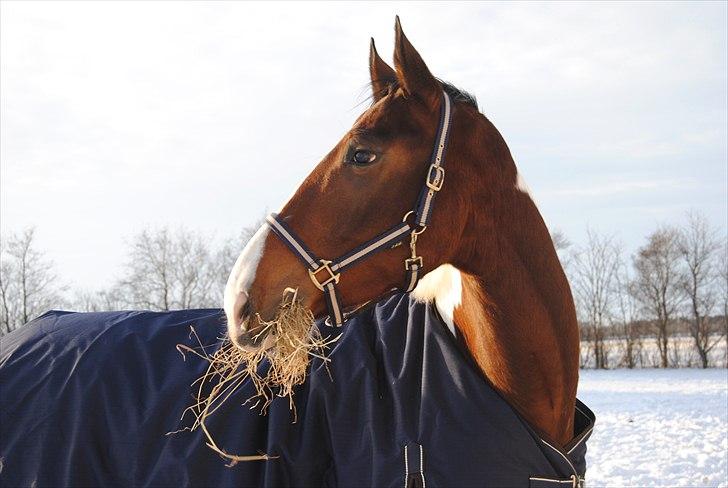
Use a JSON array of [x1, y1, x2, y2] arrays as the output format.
[[353, 150, 377, 165]]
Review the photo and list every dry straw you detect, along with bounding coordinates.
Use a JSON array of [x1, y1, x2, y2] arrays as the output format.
[[173, 288, 340, 465]]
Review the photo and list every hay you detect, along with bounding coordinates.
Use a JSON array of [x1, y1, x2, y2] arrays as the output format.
[[174, 288, 340, 465]]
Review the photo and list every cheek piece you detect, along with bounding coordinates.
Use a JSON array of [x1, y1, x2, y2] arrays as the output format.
[[266, 92, 452, 326]]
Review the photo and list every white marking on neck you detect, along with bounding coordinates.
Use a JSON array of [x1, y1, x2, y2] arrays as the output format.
[[223, 224, 270, 324], [515, 171, 534, 200], [412, 264, 462, 336]]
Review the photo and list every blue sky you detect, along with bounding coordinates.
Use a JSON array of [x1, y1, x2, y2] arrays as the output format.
[[1, 1, 726, 290]]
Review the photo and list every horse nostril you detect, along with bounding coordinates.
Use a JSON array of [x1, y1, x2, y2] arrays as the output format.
[[236, 299, 252, 326], [225, 293, 273, 352], [232, 328, 257, 348], [228, 291, 251, 328]]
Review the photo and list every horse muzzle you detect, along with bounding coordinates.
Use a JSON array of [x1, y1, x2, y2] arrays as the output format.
[[225, 292, 275, 353]]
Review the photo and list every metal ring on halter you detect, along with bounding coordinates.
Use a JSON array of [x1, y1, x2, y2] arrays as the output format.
[[402, 210, 427, 236]]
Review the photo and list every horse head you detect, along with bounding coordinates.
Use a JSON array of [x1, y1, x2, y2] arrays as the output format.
[[225, 18, 491, 350]]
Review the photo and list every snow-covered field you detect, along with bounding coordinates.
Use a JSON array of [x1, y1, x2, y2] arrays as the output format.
[[578, 369, 728, 487]]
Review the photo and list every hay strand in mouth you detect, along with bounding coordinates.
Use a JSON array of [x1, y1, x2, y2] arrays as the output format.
[[173, 289, 340, 465]]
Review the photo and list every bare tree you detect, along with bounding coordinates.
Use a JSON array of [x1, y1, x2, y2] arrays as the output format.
[[719, 241, 728, 368], [70, 287, 126, 312], [551, 228, 572, 270], [633, 226, 683, 368], [614, 258, 642, 368], [118, 228, 219, 310], [677, 211, 723, 368], [0, 228, 65, 335], [116, 222, 264, 312], [0, 259, 15, 332], [68, 219, 263, 313], [570, 229, 621, 369]]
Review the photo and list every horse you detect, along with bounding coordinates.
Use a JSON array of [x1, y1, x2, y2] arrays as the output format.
[[225, 16, 581, 451], [0, 17, 593, 487]]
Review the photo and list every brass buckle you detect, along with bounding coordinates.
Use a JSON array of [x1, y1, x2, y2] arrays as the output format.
[[308, 260, 341, 291], [405, 256, 423, 270], [426, 164, 445, 191]]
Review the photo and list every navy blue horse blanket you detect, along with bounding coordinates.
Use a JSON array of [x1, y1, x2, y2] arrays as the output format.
[[0, 293, 594, 487]]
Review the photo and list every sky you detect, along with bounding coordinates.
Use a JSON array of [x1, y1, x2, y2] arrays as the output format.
[[1, 1, 726, 291]]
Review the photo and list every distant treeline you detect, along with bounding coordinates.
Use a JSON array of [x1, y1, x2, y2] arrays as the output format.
[[554, 211, 727, 369], [0, 224, 259, 334], [2, 211, 726, 368]]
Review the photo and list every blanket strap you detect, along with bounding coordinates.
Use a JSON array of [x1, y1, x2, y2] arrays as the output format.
[[403, 443, 426, 488], [529, 475, 585, 488]]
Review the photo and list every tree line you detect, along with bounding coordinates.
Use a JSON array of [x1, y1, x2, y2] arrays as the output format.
[[555, 211, 727, 369], [0, 225, 259, 336], [2, 212, 726, 368]]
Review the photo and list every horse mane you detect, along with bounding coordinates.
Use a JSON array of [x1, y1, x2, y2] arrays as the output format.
[[439, 80, 478, 110], [368, 79, 479, 111]]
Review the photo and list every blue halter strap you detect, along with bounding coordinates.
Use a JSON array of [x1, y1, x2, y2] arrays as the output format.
[[267, 91, 453, 326]]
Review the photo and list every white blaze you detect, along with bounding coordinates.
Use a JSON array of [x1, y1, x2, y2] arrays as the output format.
[[412, 264, 462, 336], [223, 224, 270, 326]]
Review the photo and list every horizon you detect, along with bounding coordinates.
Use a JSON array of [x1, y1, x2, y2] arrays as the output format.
[[2, 1, 726, 291]]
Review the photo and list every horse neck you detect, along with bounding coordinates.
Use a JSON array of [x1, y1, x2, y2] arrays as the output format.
[[446, 122, 580, 446]]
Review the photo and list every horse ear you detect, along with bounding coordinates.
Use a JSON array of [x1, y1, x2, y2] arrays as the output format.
[[369, 38, 396, 102], [393, 16, 439, 105]]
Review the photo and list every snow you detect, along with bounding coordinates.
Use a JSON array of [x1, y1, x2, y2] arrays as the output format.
[[578, 369, 728, 487]]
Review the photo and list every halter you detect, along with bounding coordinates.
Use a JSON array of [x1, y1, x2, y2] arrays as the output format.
[[266, 91, 453, 326]]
